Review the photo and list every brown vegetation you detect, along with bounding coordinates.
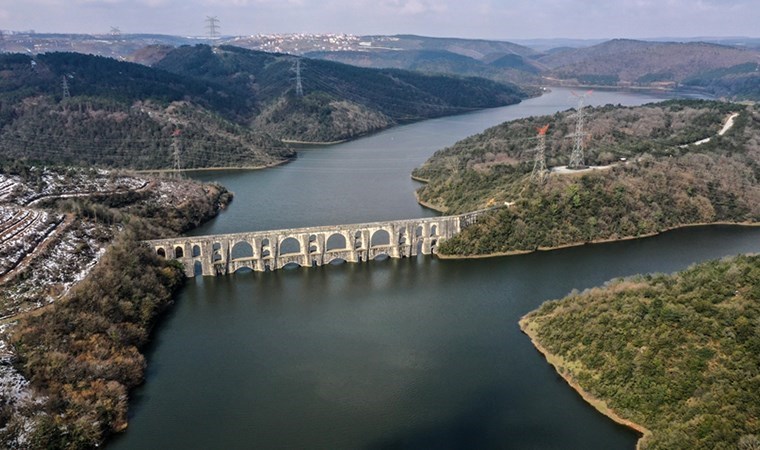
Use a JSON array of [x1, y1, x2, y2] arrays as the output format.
[[539, 39, 760, 85], [5, 233, 185, 448], [411, 100, 760, 256], [0, 165, 232, 448]]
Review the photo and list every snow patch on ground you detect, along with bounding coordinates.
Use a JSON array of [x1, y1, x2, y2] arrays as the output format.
[[1, 167, 147, 206], [0, 206, 62, 277], [0, 221, 109, 318], [0, 323, 46, 447], [0, 167, 212, 446]]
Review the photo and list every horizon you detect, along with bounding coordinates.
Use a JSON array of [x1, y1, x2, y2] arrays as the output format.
[[1, 0, 758, 41], [2, 29, 759, 43]]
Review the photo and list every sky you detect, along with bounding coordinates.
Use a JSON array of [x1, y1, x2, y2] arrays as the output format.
[[0, 0, 758, 40]]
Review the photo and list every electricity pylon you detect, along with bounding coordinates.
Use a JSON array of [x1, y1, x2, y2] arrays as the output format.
[[294, 59, 304, 97], [171, 129, 183, 177], [61, 75, 70, 100], [205, 16, 220, 41], [568, 90, 592, 169], [531, 124, 550, 184]]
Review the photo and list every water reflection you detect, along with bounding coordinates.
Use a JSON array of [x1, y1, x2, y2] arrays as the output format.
[[110, 89, 733, 450]]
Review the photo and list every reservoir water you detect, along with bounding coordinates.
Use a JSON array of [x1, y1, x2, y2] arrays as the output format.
[[110, 88, 760, 449]]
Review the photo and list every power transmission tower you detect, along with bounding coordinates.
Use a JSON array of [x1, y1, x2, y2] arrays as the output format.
[[171, 129, 183, 177], [205, 16, 220, 42], [568, 90, 592, 169], [294, 59, 304, 97], [531, 124, 550, 184], [61, 75, 70, 100]]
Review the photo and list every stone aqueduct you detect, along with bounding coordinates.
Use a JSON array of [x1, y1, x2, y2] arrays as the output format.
[[146, 210, 489, 277]]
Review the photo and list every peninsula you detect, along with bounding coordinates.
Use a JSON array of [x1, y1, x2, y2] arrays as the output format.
[[413, 99, 760, 257], [520, 254, 760, 449]]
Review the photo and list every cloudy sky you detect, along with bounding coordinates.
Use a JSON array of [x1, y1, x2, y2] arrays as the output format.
[[0, 0, 757, 39]]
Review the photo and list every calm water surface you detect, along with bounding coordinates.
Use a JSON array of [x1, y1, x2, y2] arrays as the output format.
[[110, 89, 760, 449]]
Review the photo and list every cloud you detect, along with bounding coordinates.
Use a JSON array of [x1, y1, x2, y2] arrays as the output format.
[[75, 0, 124, 4], [138, 0, 172, 6], [2, 0, 759, 39], [379, 0, 447, 15], [13, 0, 170, 6], [7, 0, 64, 5], [197, 0, 305, 6]]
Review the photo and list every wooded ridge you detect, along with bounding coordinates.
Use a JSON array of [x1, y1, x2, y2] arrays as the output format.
[[0, 163, 232, 448], [521, 254, 760, 449], [0, 47, 526, 170], [413, 100, 760, 256]]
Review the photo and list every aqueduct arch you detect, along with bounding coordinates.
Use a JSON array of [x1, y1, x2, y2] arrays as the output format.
[[147, 209, 492, 277]]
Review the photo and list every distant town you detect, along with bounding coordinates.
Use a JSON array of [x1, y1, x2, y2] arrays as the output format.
[[0, 30, 416, 58]]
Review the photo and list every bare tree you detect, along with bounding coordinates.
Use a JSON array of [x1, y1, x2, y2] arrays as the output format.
[[739, 435, 760, 450]]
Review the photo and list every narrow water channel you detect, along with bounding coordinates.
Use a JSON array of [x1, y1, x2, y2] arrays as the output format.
[[110, 88, 760, 449]]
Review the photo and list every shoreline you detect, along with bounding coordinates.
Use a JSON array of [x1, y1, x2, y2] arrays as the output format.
[[413, 190, 448, 214], [281, 95, 530, 148], [134, 158, 293, 174], [281, 138, 347, 145], [518, 316, 652, 449], [437, 221, 760, 260], [540, 80, 715, 98]]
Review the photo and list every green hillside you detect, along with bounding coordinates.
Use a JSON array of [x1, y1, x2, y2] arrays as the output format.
[[0, 53, 292, 169], [368, 34, 540, 59], [306, 49, 542, 85], [0, 46, 526, 169], [540, 39, 759, 82], [683, 63, 760, 100], [155, 45, 527, 142], [539, 39, 760, 99], [0, 52, 250, 118], [412, 100, 760, 256], [521, 254, 760, 449]]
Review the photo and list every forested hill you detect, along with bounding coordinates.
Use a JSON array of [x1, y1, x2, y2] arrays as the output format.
[[540, 39, 759, 81], [305, 49, 541, 86], [0, 47, 525, 169], [521, 254, 760, 449], [539, 39, 760, 99], [304, 34, 543, 85], [413, 100, 760, 256], [0, 52, 292, 170], [153, 45, 527, 142]]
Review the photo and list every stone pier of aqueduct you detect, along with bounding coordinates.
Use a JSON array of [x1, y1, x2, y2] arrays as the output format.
[[146, 211, 487, 277]]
